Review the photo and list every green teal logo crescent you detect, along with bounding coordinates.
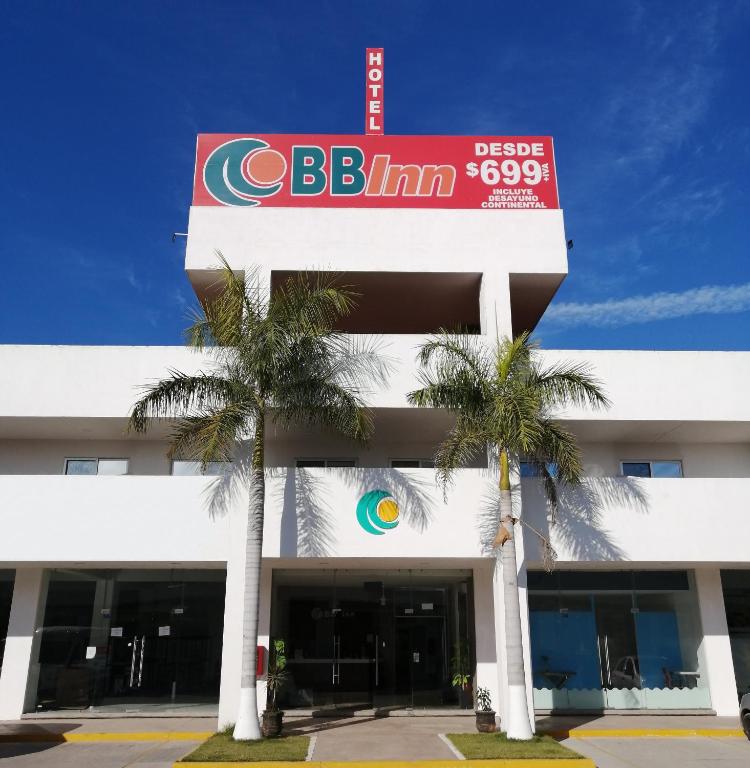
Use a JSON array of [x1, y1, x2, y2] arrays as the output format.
[[203, 138, 286, 206], [356, 490, 400, 536]]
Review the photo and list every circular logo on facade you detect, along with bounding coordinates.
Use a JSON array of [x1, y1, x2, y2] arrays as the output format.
[[203, 138, 286, 207], [356, 489, 400, 536]]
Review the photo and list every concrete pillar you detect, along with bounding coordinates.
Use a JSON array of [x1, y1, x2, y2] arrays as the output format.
[[473, 564, 499, 722], [218, 498, 248, 729], [479, 269, 513, 342], [695, 567, 738, 716], [0, 568, 47, 719]]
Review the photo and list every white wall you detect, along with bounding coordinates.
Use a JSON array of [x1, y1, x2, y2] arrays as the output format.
[[185, 207, 569, 278], [2, 345, 750, 427], [521, 477, 750, 565], [262, 467, 496, 560], [0, 475, 236, 565]]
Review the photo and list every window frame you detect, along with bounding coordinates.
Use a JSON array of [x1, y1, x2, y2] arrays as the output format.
[[64, 458, 130, 476], [389, 458, 435, 468], [620, 460, 684, 478], [295, 458, 357, 468], [170, 459, 231, 476]]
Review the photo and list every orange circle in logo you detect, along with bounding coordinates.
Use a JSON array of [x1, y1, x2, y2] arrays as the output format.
[[245, 149, 286, 186]]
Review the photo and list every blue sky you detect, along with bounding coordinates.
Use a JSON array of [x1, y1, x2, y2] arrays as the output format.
[[1, 0, 748, 349]]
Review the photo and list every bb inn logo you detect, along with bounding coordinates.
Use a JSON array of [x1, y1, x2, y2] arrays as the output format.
[[202, 136, 456, 207]]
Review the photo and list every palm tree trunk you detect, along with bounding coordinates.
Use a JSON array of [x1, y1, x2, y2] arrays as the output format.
[[497, 449, 534, 740], [233, 416, 266, 740]]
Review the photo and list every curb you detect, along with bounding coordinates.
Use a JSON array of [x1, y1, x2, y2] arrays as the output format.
[[0, 731, 212, 743], [541, 728, 746, 739], [173, 762, 596, 768]]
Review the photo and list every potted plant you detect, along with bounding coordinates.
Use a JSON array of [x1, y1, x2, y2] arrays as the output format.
[[262, 639, 289, 737], [450, 640, 473, 709], [475, 687, 497, 733]]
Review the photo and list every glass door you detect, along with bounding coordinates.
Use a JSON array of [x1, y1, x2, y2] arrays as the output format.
[[595, 594, 643, 708], [33, 570, 225, 713], [273, 569, 473, 711], [104, 581, 177, 704]]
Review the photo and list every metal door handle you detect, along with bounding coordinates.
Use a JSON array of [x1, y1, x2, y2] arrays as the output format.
[[129, 637, 138, 687], [375, 634, 379, 686], [137, 635, 146, 688]]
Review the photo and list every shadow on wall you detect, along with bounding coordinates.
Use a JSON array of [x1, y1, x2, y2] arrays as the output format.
[[204, 444, 252, 521], [271, 467, 439, 558], [340, 467, 436, 533], [478, 477, 649, 562], [277, 468, 338, 558]]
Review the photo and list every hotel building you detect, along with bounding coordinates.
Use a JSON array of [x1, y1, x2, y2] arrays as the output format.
[[0, 135, 748, 727]]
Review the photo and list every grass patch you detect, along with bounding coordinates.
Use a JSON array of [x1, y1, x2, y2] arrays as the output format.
[[447, 732, 582, 760], [180, 729, 309, 762]]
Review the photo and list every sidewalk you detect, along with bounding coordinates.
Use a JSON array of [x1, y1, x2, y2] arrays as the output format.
[[536, 712, 744, 738], [0, 716, 216, 742]]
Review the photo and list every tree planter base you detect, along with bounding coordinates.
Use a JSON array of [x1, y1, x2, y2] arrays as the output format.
[[261, 710, 284, 737], [475, 710, 497, 733]]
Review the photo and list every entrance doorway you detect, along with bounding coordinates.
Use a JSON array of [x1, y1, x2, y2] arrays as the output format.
[[32, 569, 225, 713], [270, 569, 473, 711]]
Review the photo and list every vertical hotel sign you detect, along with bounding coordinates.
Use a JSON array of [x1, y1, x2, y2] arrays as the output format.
[[365, 48, 384, 134]]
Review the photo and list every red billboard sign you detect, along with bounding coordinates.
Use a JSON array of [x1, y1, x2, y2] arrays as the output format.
[[365, 48, 384, 135], [193, 134, 559, 210]]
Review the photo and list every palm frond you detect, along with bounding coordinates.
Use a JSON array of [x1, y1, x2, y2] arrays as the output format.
[[168, 402, 253, 465], [128, 372, 237, 433], [531, 362, 610, 410], [416, 333, 488, 381], [269, 271, 357, 332], [273, 377, 373, 443], [434, 417, 487, 490]]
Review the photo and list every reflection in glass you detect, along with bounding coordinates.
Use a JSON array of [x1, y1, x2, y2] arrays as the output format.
[[32, 569, 225, 713], [0, 570, 14, 671], [721, 570, 750, 699], [270, 569, 473, 710], [529, 570, 709, 710]]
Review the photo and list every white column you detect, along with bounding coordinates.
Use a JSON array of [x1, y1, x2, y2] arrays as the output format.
[[473, 564, 499, 723], [255, 567, 272, 715], [479, 269, 513, 342], [0, 568, 47, 719], [695, 567, 738, 716]]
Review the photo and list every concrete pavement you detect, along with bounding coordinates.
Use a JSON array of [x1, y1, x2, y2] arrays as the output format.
[[0, 739, 201, 767], [560, 735, 750, 768], [0, 713, 748, 766]]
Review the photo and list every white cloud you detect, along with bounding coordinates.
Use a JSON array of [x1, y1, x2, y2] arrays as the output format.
[[545, 282, 750, 328]]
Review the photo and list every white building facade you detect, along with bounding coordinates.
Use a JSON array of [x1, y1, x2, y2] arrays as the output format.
[[0, 137, 749, 726]]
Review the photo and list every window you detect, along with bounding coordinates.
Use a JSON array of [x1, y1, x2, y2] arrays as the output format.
[[622, 461, 683, 478], [296, 459, 356, 468], [520, 461, 558, 478], [390, 459, 435, 468], [171, 460, 230, 476], [65, 458, 129, 476]]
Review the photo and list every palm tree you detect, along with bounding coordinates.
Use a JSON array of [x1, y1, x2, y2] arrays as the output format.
[[129, 260, 379, 740], [408, 332, 608, 739]]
